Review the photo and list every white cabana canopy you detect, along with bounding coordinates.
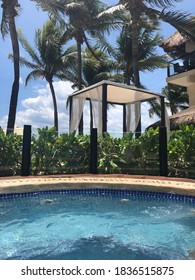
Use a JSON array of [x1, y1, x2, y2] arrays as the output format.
[[68, 80, 166, 134]]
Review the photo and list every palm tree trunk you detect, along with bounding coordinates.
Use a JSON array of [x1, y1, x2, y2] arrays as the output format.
[[129, 2, 141, 136], [6, 4, 20, 134], [124, 0, 141, 87], [76, 38, 82, 91], [76, 33, 83, 134], [131, 15, 141, 88], [48, 80, 58, 133]]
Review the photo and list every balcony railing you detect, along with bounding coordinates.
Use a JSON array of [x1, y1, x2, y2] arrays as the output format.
[[167, 52, 195, 77]]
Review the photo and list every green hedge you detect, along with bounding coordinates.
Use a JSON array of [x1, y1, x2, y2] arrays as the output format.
[[0, 127, 23, 176], [0, 125, 195, 178]]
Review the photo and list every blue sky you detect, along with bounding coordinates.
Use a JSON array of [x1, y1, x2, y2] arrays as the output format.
[[0, 0, 195, 134]]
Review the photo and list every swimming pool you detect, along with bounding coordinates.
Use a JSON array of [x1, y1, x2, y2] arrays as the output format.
[[0, 188, 195, 260]]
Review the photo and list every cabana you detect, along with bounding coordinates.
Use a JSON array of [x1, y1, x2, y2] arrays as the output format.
[[68, 80, 167, 134], [68, 80, 168, 176]]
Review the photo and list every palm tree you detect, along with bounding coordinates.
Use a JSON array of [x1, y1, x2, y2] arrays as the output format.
[[16, 19, 77, 132], [162, 84, 189, 115], [32, 0, 122, 88], [1, 0, 21, 134], [115, 20, 168, 85], [119, 0, 193, 87], [82, 47, 120, 86], [31, 0, 123, 133], [149, 84, 189, 117], [118, 0, 193, 134]]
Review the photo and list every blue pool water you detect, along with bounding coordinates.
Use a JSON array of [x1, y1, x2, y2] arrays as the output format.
[[0, 189, 195, 260]]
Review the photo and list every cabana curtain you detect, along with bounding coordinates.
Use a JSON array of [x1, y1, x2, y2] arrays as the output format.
[[126, 102, 141, 133], [70, 96, 86, 133], [88, 87, 102, 134]]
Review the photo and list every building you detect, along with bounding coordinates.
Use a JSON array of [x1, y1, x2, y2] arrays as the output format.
[[161, 31, 195, 107]]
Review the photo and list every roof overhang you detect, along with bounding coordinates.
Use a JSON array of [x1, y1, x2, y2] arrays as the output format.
[[161, 31, 187, 53], [69, 80, 164, 105]]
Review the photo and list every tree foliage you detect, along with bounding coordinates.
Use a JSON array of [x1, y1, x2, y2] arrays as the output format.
[[15, 19, 77, 132]]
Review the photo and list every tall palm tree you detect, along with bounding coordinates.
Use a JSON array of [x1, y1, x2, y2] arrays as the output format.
[[1, 0, 21, 134], [118, 0, 193, 134], [31, 0, 122, 88], [119, 0, 193, 87], [16, 19, 77, 132], [31, 0, 123, 133], [115, 20, 168, 85]]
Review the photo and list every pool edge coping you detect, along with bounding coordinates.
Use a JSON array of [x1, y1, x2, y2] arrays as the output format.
[[0, 175, 195, 196]]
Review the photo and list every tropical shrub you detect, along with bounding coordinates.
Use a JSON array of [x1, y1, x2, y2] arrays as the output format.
[[31, 127, 90, 175], [168, 125, 195, 177], [97, 129, 160, 175], [98, 133, 125, 173], [0, 127, 22, 176], [0, 125, 195, 179], [31, 127, 59, 175]]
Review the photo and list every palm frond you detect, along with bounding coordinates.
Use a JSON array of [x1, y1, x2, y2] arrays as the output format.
[[148, 99, 161, 118], [25, 70, 45, 85], [146, 0, 181, 8], [30, 0, 66, 14], [1, 9, 8, 38], [61, 48, 77, 66], [139, 55, 168, 71], [1, 0, 21, 38], [17, 28, 43, 66], [9, 54, 41, 70], [95, 36, 117, 58], [159, 9, 194, 39]]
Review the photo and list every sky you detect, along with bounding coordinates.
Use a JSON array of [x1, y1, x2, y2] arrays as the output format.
[[0, 0, 195, 135]]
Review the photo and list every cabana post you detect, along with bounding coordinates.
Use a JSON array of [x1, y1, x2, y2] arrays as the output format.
[[123, 104, 127, 133], [102, 83, 107, 133]]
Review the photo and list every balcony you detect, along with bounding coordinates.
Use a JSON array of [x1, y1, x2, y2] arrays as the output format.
[[167, 52, 195, 87]]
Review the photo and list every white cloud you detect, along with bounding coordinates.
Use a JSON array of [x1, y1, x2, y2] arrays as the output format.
[[107, 105, 123, 135], [0, 115, 8, 129], [19, 77, 24, 85], [0, 81, 74, 133]]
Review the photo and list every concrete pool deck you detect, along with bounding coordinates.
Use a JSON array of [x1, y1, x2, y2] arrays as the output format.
[[0, 175, 195, 196]]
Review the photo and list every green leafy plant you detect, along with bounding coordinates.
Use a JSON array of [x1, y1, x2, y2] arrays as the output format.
[[30, 127, 90, 175], [168, 125, 195, 177], [1, 125, 195, 179], [98, 133, 125, 173], [0, 128, 22, 176], [31, 126, 58, 175]]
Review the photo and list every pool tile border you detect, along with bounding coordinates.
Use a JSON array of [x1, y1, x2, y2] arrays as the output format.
[[0, 188, 195, 204]]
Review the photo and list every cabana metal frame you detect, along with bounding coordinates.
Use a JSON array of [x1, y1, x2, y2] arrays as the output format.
[[68, 80, 168, 176], [69, 80, 166, 133]]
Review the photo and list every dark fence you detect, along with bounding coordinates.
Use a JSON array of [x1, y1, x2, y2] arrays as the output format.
[[0, 125, 195, 179]]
